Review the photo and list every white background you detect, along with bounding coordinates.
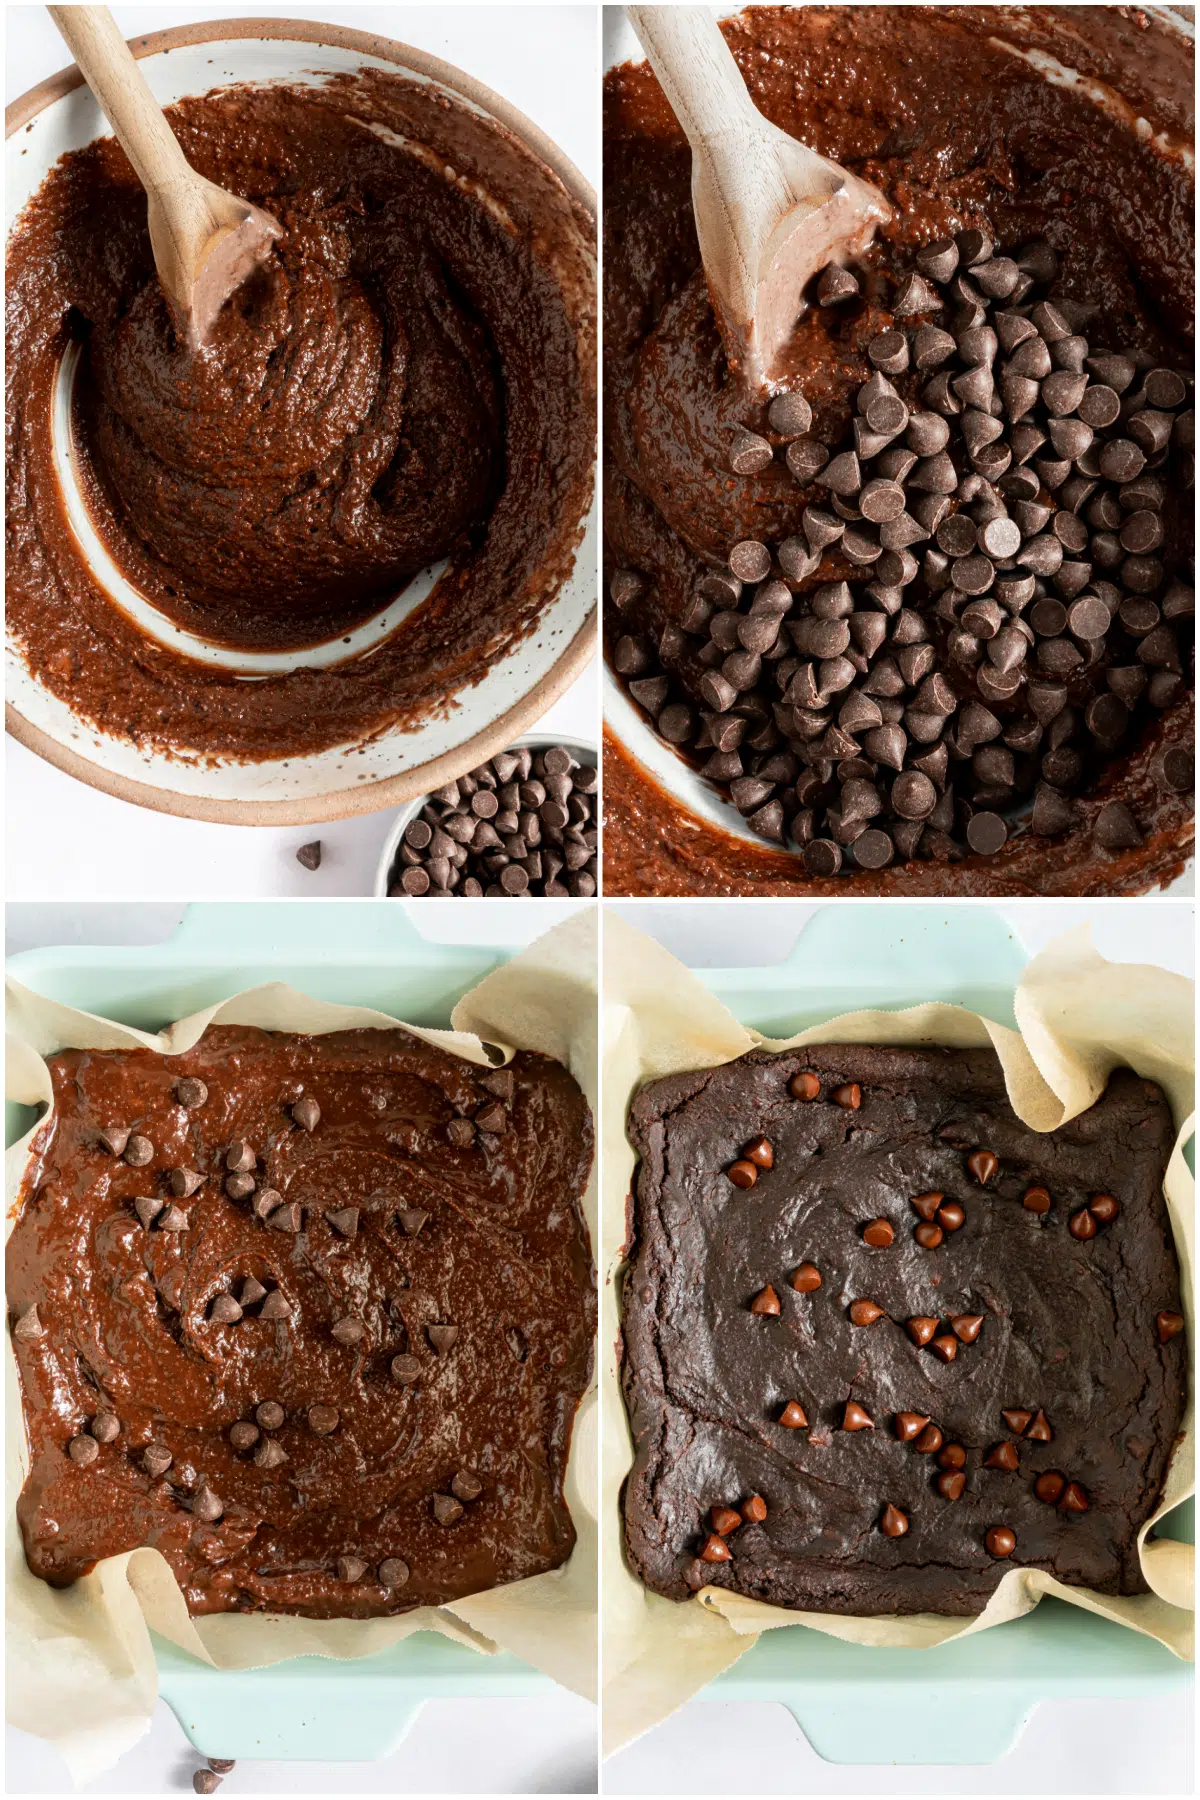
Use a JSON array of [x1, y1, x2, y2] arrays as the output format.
[[5, 2, 599, 902]]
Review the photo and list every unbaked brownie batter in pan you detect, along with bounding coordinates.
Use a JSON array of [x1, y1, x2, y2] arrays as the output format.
[[622, 1045, 1185, 1615], [604, 6, 1194, 895], [7, 71, 594, 760], [8, 1027, 595, 1618]]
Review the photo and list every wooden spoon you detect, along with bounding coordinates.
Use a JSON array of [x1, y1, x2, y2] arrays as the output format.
[[626, 5, 889, 393], [48, 4, 281, 349]]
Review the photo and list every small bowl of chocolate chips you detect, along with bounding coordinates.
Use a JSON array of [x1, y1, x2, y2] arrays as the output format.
[[374, 735, 599, 897]]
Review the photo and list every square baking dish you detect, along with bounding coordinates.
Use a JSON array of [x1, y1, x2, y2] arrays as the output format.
[[671, 903, 1193, 1764], [5, 901, 565, 1762]]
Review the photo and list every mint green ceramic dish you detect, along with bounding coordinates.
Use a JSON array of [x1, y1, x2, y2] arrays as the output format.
[[688, 903, 1193, 1764], [6, 902, 556, 1761]]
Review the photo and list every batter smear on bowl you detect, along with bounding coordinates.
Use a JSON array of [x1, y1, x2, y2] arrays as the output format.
[[603, 6, 1194, 894], [8, 1027, 595, 1618], [6, 72, 594, 759]]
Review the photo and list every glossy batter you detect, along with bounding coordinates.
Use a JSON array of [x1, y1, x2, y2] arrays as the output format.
[[8, 1027, 595, 1618], [7, 72, 595, 757], [604, 5, 1194, 895]]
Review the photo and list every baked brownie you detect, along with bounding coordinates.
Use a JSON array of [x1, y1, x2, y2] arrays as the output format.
[[622, 1045, 1184, 1615], [8, 1026, 594, 1618]]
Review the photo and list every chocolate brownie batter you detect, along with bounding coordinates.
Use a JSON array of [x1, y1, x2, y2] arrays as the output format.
[[622, 1046, 1184, 1614], [604, 6, 1194, 894], [7, 70, 594, 758], [8, 1026, 594, 1618]]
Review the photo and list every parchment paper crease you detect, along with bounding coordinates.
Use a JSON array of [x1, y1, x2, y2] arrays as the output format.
[[602, 914, 1194, 1758], [6, 910, 597, 1783]]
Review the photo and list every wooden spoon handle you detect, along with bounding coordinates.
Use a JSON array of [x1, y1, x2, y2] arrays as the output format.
[[626, 5, 761, 145], [47, 4, 193, 196]]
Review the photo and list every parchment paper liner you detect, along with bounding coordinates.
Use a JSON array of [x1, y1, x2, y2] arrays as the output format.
[[6, 910, 598, 1783], [602, 914, 1194, 1757]]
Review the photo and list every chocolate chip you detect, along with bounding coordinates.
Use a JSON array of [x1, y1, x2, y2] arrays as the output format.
[[779, 1400, 809, 1430], [950, 1313, 982, 1342], [226, 1173, 256, 1201], [728, 1159, 758, 1190], [229, 1421, 259, 1451], [193, 1486, 224, 1522], [259, 1291, 290, 1320], [68, 1433, 99, 1466], [256, 1400, 285, 1431], [1157, 1311, 1185, 1343], [1035, 1471, 1066, 1504], [914, 1423, 943, 1453], [790, 1264, 823, 1300], [699, 1532, 732, 1563], [937, 1471, 967, 1501], [985, 1525, 1016, 1558], [433, 1493, 465, 1526], [880, 1503, 909, 1538], [786, 438, 831, 483], [832, 1082, 861, 1109], [193, 1772, 222, 1794], [475, 1102, 508, 1134], [324, 1207, 359, 1239], [849, 1299, 886, 1326], [1094, 800, 1142, 850], [337, 1554, 368, 1583], [906, 1316, 938, 1346], [729, 539, 772, 583], [332, 1316, 365, 1347], [1060, 1482, 1089, 1514], [938, 1443, 967, 1471], [295, 841, 322, 871], [984, 1441, 1020, 1472], [122, 1135, 153, 1167], [967, 1149, 999, 1185], [391, 1354, 422, 1385], [175, 1078, 208, 1110], [966, 811, 1007, 856], [842, 1402, 874, 1432], [862, 1218, 895, 1248], [1069, 1207, 1097, 1241], [307, 1404, 339, 1436], [917, 238, 959, 282], [291, 1096, 320, 1132], [928, 1329, 956, 1358], [378, 1557, 411, 1588], [428, 1323, 459, 1353], [768, 392, 812, 436], [208, 1294, 243, 1325], [818, 263, 859, 305], [1022, 1185, 1052, 1214], [158, 1205, 189, 1232], [268, 1202, 303, 1233], [895, 1412, 931, 1442], [729, 430, 773, 475], [749, 1284, 781, 1316]]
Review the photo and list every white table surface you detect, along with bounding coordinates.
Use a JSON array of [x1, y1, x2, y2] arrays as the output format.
[[5, 2, 599, 903], [603, 897, 1194, 1796]]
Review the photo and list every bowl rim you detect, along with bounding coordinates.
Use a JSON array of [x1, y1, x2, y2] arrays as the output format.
[[5, 16, 596, 828], [372, 731, 599, 896]]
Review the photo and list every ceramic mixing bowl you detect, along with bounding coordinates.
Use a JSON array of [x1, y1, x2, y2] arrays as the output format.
[[6, 19, 596, 825]]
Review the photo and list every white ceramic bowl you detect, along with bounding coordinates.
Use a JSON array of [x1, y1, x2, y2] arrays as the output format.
[[6, 19, 596, 826], [373, 733, 598, 896]]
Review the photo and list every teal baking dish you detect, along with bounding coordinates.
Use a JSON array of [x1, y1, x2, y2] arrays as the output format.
[[683, 903, 1194, 1764], [5, 901, 562, 1762]]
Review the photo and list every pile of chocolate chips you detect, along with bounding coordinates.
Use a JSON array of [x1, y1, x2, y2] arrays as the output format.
[[388, 745, 598, 896], [613, 231, 1194, 871]]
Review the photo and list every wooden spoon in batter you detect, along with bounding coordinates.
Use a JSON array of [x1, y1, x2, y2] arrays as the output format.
[[626, 5, 889, 394], [48, 4, 281, 349]]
